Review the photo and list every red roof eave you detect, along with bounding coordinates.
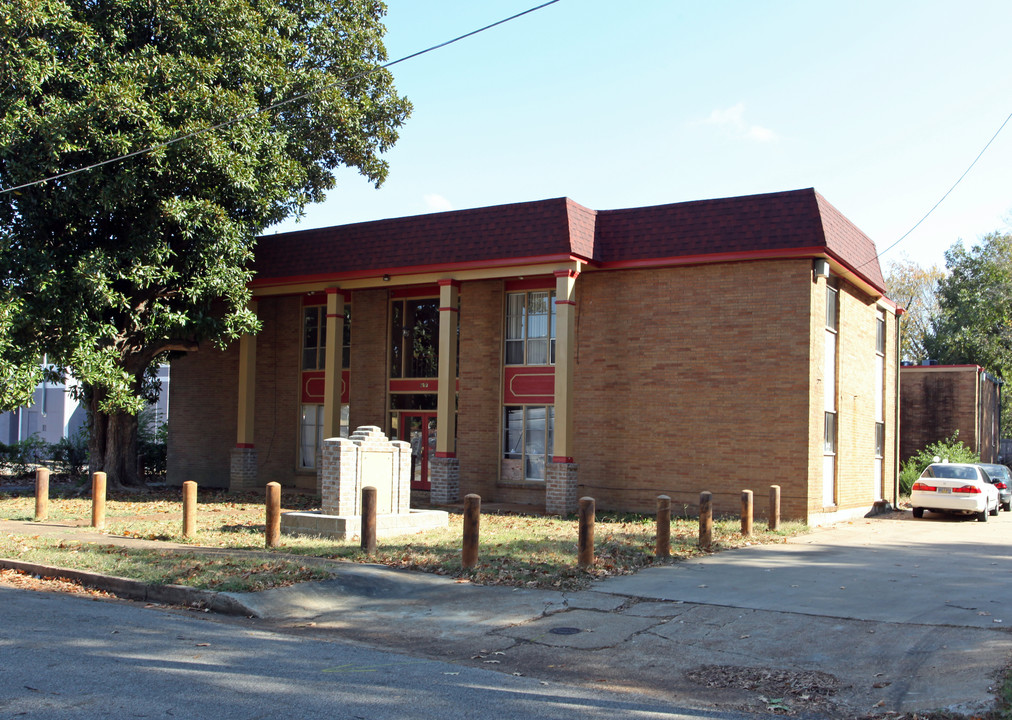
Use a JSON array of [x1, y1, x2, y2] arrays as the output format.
[[249, 252, 589, 289]]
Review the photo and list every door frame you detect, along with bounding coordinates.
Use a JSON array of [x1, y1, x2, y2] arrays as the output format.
[[400, 411, 437, 491]]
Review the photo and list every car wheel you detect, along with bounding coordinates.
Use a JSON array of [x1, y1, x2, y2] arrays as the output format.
[[990, 499, 1000, 516], [977, 508, 989, 522], [1003, 502, 1011, 512], [912, 507, 924, 518]]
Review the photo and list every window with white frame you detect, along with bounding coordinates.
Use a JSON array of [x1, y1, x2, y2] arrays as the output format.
[[823, 284, 839, 506], [503, 405, 555, 481], [505, 291, 556, 365], [874, 310, 886, 498], [299, 404, 324, 469]]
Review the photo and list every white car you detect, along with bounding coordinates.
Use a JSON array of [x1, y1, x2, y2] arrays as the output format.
[[911, 463, 1001, 522]]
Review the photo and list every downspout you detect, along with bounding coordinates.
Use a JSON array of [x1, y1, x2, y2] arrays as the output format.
[[893, 308, 902, 506]]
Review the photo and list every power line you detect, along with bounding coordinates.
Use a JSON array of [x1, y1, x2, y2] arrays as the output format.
[[0, 0, 561, 196], [870, 109, 1012, 266]]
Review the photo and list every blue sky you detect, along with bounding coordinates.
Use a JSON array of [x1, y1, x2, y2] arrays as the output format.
[[271, 0, 1012, 278]]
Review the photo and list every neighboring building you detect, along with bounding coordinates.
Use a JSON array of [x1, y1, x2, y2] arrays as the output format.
[[167, 188, 900, 524], [899, 363, 1002, 463], [0, 365, 171, 446]]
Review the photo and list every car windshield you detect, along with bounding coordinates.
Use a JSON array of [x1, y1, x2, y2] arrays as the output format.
[[923, 465, 978, 481]]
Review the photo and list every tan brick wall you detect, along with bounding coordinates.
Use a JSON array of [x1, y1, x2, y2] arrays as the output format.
[[167, 340, 238, 488], [900, 366, 986, 461], [457, 280, 504, 501], [349, 289, 389, 432], [251, 296, 304, 489], [572, 260, 814, 518]]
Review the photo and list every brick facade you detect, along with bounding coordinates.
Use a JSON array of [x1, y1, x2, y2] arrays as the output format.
[[167, 191, 899, 523], [900, 365, 1000, 463]]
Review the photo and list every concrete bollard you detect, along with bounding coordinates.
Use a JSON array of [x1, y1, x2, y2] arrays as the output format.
[[769, 484, 781, 531], [35, 467, 50, 522], [462, 493, 481, 569], [182, 481, 197, 538], [656, 495, 671, 558], [741, 489, 753, 536], [265, 482, 281, 548], [361, 486, 377, 555], [578, 496, 595, 569], [91, 472, 107, 529], [698, 491, 712, 551]]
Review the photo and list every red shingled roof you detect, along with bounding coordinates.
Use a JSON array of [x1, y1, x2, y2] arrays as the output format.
[[253, 188, 885, 292]]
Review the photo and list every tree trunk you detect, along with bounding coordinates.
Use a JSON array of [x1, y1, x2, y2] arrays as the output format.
[[88, 389, 142, 490]]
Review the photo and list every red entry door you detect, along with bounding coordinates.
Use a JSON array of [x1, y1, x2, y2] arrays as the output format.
[[401, 412, 437, 490]]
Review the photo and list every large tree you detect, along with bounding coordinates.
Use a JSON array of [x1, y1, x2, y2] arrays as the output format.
[[925, 231, 1012, 433], [885, 255, 943, 363], [0, 0, 410, 487]]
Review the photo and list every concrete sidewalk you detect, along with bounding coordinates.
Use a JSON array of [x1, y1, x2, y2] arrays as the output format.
[[3, 512, 1011, 717]]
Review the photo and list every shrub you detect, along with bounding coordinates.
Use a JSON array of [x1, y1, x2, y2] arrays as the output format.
[[50, 429, 90, 479], [0, 435, 49, 478], [899, 432, 979, 495]]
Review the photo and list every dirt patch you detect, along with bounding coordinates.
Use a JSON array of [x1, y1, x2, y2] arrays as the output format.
[[685, 664, 844, 715], [0, 567, 117, 600]]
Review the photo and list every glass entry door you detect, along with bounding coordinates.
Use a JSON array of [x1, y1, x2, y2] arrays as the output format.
[[401, 412, 437, 490]]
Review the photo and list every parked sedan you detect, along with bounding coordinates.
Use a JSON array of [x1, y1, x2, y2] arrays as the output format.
[[911, 463, 1000, 522], [978, 463, 1012, 512]]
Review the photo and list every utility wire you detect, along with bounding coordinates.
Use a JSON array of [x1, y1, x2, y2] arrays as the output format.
[[868, 109, 1012, 267], [0, 0, 561, 196]]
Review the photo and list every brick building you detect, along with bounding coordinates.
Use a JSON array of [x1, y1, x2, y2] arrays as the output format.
[[899, 364, 1002, 463], [167, 188, 900, 524]]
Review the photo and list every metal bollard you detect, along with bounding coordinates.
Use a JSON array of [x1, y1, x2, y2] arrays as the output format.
[[35, 467, 50, 522], [656, 495, 671, 558], [698, 491, 712, 551], [91, 472, 107, 529], [265, 482, 281, 548], [741, 489, 753, 536], [462, 493, 481, 569], [182, 481, 197, 538], [361, 486, 377, 555], [578, 497, 595, 569], [769, 484, 781, 531]]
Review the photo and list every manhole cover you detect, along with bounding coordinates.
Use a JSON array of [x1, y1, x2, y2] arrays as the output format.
[[548, 627, 581, 635]]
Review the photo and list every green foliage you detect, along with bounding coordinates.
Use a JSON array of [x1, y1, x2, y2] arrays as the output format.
[[0, 0, 411, 417], [899, 432, 980, 494], [925, 232, 1012, 433], [885, 254, 943, 363], [49, 428, 90, 479], [0, 435, 48, 478]]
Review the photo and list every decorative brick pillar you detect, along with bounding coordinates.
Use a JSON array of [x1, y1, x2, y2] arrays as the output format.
[[320, 426, 411, 516], [229, 446, 258, 492], [546, 461, 579, 515], [429, 456, 460, 505]]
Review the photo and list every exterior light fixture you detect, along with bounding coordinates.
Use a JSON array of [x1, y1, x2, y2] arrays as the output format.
[[382, 274, 391, 282]]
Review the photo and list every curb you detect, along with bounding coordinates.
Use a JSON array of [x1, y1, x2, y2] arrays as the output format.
[[0, 558, 259, 617]]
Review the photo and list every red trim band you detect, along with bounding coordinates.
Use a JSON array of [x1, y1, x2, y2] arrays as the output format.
[[551, 456, 575, 464], [434, 452, 456, 459], [555, 300, 576, 306], [437, 279, 461, 289], [236, 443, 255, 449], [438, 306, 459, 313], [554, 269, 580, 279]]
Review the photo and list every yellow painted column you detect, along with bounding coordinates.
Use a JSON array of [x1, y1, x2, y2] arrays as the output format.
[[553, 270, 578, 462], [236, 299, 258, 447], [322, 288, 345, 439], [436, 280, 459, 457]]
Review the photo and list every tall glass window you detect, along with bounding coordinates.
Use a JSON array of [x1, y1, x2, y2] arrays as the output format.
[[390, 298, 439, 378], [823, 284, 839, 506], [874, 310, 886, 498], [503, 406, 555, 481], [303, 306, 326, 370], [505, 290, 556, 365]]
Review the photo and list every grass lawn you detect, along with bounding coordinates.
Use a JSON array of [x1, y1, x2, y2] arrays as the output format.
[[0, 486, 807, 593]]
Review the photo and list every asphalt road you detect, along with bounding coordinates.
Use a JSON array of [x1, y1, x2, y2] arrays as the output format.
[[0, 584, 759, 720]]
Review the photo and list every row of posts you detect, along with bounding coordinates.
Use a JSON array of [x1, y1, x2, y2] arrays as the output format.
[[34, 469, 782, 565]]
